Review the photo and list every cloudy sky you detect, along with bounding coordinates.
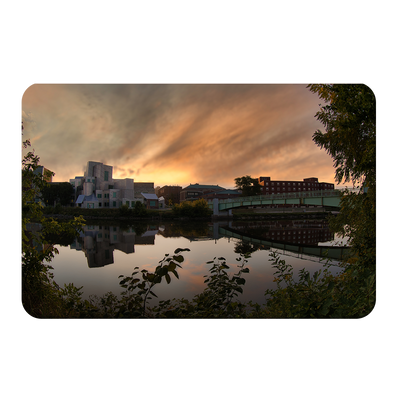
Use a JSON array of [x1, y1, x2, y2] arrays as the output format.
[[22, 84, 337, 189]]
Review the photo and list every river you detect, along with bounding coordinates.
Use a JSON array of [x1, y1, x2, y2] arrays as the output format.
[[49, 218, 349, 305]]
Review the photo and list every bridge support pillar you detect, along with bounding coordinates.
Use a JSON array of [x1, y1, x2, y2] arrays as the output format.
[[213, 198, 232, 217], [213, 198, 219, 215]]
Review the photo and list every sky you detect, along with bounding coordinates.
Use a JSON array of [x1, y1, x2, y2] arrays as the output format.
[[22, 84, 337, 189]]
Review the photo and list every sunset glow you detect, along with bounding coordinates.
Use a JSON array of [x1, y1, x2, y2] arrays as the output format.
[[22, 84, 337, 188]]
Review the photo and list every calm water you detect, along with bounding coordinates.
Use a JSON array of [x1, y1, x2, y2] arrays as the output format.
[[49, 219, 348, 305]]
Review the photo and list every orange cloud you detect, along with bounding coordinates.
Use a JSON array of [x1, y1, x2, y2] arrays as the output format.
[[22, 84, 337, 187]]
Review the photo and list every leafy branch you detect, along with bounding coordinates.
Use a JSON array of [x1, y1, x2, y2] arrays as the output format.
[[117, 248, 190, 317]]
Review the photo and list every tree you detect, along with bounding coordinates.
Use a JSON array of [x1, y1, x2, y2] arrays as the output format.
[[172, 198, 212, 218], [307, 84, 376, 317], [22, 138, 85, 317], [234, 175, 262, 196], [41, 182, 75, 206], [307, 84, 376, 188]]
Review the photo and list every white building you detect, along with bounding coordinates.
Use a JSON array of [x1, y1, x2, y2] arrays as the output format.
[[70, 161, 157, 209]]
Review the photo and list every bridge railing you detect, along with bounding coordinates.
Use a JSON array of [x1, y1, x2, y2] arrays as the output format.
[[217, 189, 343, 204]]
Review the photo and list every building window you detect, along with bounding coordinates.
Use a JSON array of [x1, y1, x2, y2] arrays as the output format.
[[113, 192, 117, 198], [113, 201, 116, 207], [150, 200, 156, 207], [97, 193, 102, 198], [104, 171, 109, 181]]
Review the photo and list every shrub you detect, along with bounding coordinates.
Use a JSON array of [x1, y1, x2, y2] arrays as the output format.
[[172, 198, 212, 218]]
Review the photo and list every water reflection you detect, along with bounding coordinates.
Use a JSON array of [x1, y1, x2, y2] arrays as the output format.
[[47, 219, 349, 304], [71, 224, 159, 268], [70, 219, 347, 270]]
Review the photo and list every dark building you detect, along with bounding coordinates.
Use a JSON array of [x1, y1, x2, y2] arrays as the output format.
[[180, 183, 225, 202], [258, 177, 334, 195], [202, 189, 242, 201], [156, 185, 182, 205]]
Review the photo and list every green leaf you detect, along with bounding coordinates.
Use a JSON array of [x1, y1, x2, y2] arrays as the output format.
[[173, 255, 184, 263], [167, 261, 177, 271], [171, 269, 179, 279], [165, 274, 171, 284]]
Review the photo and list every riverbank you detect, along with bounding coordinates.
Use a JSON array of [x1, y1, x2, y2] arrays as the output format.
[[42, 205, 337, 222]]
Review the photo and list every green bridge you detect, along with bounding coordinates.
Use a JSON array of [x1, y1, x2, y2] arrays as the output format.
[[210, 190, 343, 216]]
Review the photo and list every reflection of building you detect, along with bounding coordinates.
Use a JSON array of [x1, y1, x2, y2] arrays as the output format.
[[70, 225, 159, 268], [258, 177, 334, 195], [230, 220, 334, 246]]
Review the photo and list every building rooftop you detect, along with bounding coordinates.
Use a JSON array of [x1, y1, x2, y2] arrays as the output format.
[[183, 184, 225, 190], [141, 193, 158, 200]]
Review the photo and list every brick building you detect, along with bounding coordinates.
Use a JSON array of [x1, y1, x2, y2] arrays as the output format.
[[258, 177, 334, 195], [156, 185, 182, 205]]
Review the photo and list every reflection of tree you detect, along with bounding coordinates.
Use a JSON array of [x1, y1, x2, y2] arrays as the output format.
[[160, 221, 210, 238], [234, 240, 262, 255]]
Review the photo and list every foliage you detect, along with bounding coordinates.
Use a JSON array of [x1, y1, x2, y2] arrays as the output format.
[[134, 201, 147, 216], [307, 84, 376, 317], [22, 138, 85, 317], [190, 255, 251, 317], [241, 85, 377, 319], [115, 248, 190, 317], [172, 198, 212, 218], [234, 175, 262, 196], [49, 249, 260, 318], [41, 182, 75, 206], [308, 84, 376, 187], [263, 252, 341, 317]]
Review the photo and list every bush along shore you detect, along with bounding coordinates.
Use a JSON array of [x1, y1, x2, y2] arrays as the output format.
[[43, 204, 336, 222]]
